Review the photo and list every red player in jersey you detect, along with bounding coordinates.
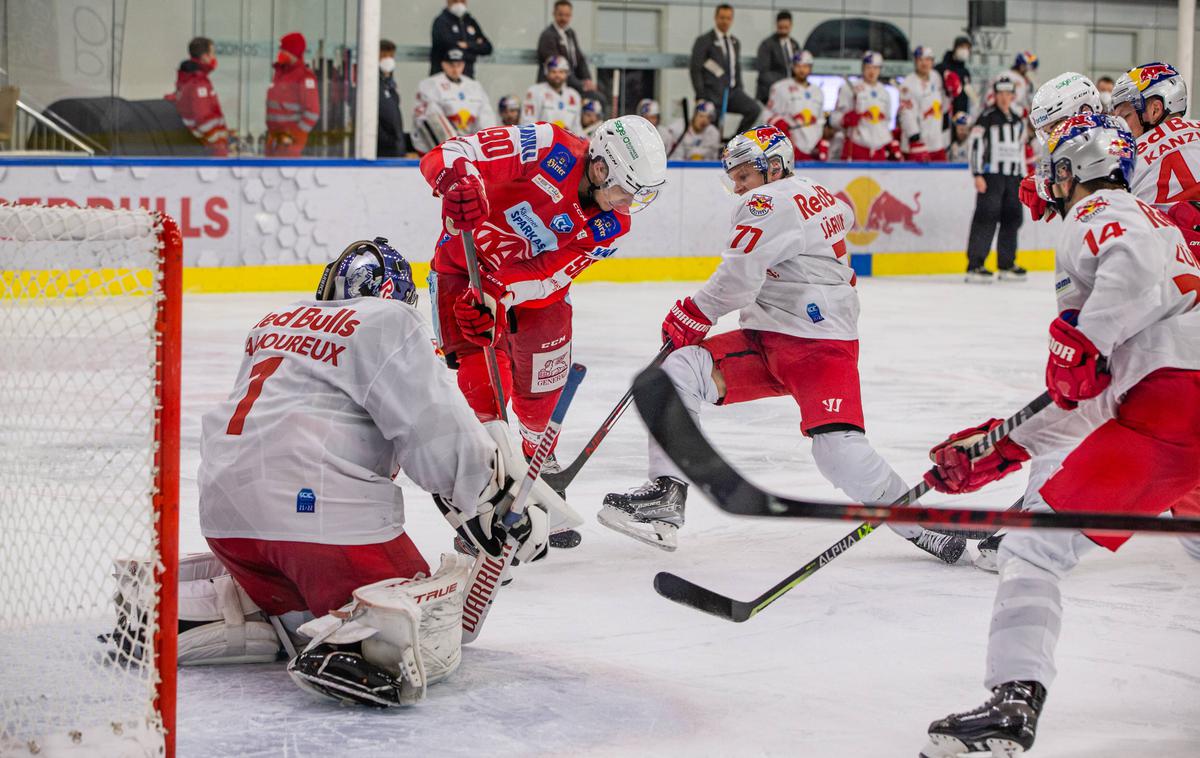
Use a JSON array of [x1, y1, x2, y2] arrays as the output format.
[[418, 117, 667, 544]]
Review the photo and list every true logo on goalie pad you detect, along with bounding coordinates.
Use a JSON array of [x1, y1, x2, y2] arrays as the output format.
[[296, 488, 316, 513]]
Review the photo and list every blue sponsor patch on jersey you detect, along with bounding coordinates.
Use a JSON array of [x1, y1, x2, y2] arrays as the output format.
[[504, 201, 559, 255], [436, 232, 452, 248], [806, 303, 825, 323], [517, 124, 538, 163], [540, 144, 577, 182], [588, 211, 622, 242], [585, 245, 618, 260], [296, 488, 316, 513], [550, 213, 574, 234]]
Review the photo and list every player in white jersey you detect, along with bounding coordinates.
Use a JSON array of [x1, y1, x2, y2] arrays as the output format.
[[521, 55, 582, 133], [985, 51, 1038, 117], [661, 99, 722, 160], [197, 239, 557, 706], [580, 98, 603, 137], [831, 51, 897, 160], [412, 48, 497, 153], [920, 114, 1200, 756], [897, 46, 948, 161], [600, 124, 965, 562], [766, 50, 829, 161]]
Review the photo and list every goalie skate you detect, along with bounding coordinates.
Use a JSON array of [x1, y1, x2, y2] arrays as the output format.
[[598, 476, 686, 552]]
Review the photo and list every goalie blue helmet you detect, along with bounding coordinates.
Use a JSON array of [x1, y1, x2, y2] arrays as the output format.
[[316, 237, 418, 305]]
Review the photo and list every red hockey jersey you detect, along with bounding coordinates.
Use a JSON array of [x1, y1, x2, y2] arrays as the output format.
[[419, 123, 631, 308]]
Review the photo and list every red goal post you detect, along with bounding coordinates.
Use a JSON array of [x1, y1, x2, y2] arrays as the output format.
[[0, 202, 181, 757]]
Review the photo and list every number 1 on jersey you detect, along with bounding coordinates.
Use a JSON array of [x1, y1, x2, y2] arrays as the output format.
[[226, 356, 284, 435]]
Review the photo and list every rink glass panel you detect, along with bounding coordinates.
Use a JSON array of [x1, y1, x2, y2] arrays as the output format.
[[0, 204, 168, 756]]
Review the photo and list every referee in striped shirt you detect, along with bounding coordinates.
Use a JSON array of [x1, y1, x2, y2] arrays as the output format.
[[965, 76, 1026, 282]]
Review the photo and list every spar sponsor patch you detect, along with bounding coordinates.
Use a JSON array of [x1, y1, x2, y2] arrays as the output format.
[[746, 193, 774, 216], [532, 174, 563, 202], [540, 144, 577, 181], [588, 211, 622, 242]]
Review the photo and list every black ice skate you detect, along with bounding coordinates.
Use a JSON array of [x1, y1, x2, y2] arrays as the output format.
[[909, 529, 967, 564], [921, 680, 1047, 757], [537, 452, 582, 549], [974, 533, 1004, 573], [598, 476, 687, 552]]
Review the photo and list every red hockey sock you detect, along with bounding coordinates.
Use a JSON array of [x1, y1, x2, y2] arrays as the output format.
[[456, 351, 513, 422]]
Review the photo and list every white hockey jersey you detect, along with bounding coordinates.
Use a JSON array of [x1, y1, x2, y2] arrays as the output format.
[[1012, 190, 1200, 452], [1130, 116, 1200, 209], [414, 72, 497, 136], [521, 82, 582, 133], [897, 72, 947, 154], [661, 118, 722, 161], [691, 175, 859, 340], [831, 79, 893, 150], [198, 297, 495, 545], [766, 78, 825, 155]]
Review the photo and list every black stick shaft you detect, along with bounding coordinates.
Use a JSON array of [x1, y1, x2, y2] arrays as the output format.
[[461, 229, 508, 423]]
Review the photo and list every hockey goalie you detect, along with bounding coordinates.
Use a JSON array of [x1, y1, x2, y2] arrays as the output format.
[[167, 238, 576, 706]]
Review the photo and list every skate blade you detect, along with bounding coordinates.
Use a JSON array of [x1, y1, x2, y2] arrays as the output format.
[[597, 506, 678, 552], [973, 549, 999, 573], [919, 734, 970, 757], [985, 738, 1025, 757]]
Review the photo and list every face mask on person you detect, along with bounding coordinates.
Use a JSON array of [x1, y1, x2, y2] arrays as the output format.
[[448, 3, 467, 17], [379, 57, 396, 75], [954, 46, 970, 62]]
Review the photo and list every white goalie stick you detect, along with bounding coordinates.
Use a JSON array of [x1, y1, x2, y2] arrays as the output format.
[[461, 363, 587, 643], [631, 366, 1200, 622]]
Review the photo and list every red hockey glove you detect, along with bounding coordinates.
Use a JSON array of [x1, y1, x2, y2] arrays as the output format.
[[454, 275, 510, 347], [814, 139, 830, 162], [1045, 314, 1110, 410], [923, 419, 1031, 494], [435, 158, 489, 233], [1018, 173, 1054, 222], [886, 140, 903, 161], [943, 70, 963, 100], [841, 111, 861, 128], [1167, 201, 1200, 257], [769, 116, 792, 135], [661, 297, 712, 349]]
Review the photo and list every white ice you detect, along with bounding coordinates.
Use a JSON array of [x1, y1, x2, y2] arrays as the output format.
[[178, 274, 1200, 757]]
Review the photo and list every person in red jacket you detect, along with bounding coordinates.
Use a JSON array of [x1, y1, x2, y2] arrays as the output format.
[[170, 37, 229, 156], [265, 32, 320, 157]]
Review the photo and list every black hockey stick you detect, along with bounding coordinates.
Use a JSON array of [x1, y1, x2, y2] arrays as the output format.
[[461, 227, 508, 422], [666, 98, 691, 159], [542, 343, 673, 491], [636, 368, 1198, 621]]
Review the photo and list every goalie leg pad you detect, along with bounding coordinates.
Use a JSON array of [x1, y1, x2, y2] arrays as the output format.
[[292, 552, 472, 706], [112, 552, 283, 666]]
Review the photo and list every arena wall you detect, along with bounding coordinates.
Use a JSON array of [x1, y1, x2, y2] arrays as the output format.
[[0, 158, 1059, 292]]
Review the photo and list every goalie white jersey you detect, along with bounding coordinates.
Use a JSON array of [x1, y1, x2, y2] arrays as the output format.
[[766, 78, 825, 155], [198, 297, 494, 545], [691, 175, 859, 340], [414, 72, 497, 137]]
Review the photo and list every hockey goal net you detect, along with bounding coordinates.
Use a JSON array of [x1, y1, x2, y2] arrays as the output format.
[[0, 203, 180, 757]]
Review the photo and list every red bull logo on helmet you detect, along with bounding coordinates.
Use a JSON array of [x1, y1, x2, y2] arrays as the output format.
[[1129, 62, 1178, 91], [746, 125, 787, 151], [1045, 113, 1105, 153]]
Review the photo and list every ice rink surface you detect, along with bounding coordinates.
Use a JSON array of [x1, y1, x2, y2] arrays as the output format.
[[177, 274, 1199, 757]]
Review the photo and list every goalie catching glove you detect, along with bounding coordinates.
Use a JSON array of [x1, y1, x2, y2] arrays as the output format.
[[923, 419, 1031, 495]]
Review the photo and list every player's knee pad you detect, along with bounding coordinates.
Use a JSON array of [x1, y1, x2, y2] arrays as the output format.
[[173, 553, 283, 665], [661, 346, 719, 407], [109, 553, 282, 667], [810, 429, 905, 504], [291, 552, 473, 706]]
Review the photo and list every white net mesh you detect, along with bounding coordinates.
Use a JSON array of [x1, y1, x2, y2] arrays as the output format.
[[0, 204, 170, 757]]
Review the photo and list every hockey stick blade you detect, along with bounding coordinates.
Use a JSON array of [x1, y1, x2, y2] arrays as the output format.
[[542, 343, 672, 491], [633, 367, 1200, 533]]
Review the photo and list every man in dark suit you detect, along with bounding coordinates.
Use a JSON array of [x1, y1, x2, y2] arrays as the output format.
[[536, 0, 594, 94], [754, 10, 801, 103], [429, 0, 492, 79], [690, 4, 760, 135]]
